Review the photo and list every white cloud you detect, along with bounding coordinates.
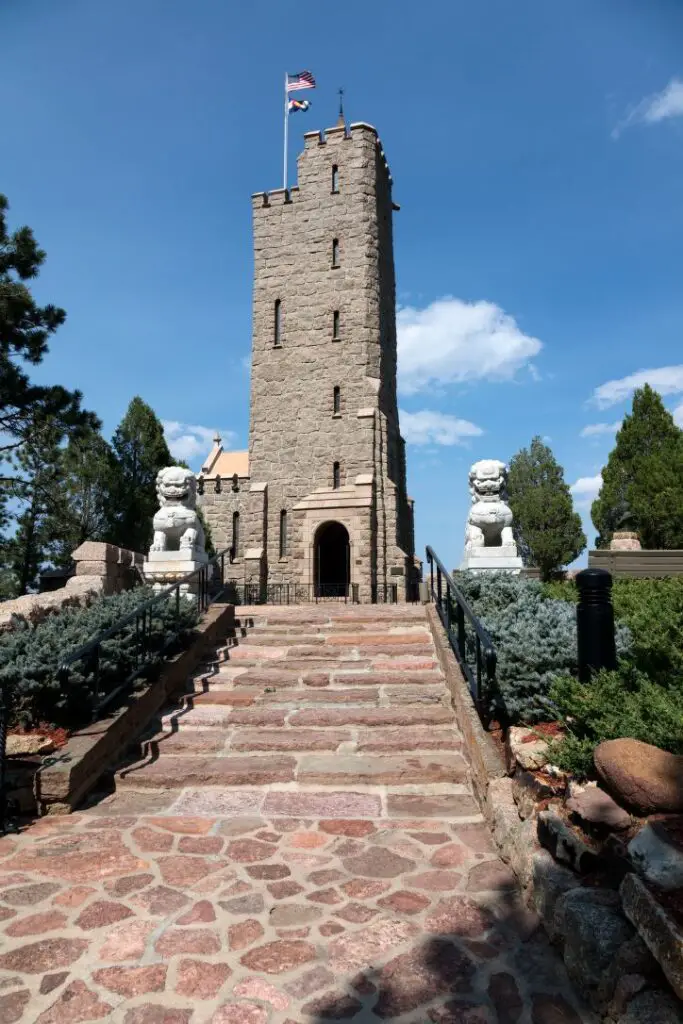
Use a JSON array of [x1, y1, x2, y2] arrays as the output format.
[[400, 409, 483, 446], [674, 402, 683, 428], [162, 421, 237, 464], [580, 421, 621, 438], [570, 473, 603, 508], [613, 78, 683, 138], [591, 366, 683, 408], [397, 297, 543, 395]]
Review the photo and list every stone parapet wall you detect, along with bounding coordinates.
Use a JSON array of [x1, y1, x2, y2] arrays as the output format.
[[71, 541, 144, 594], [0, 542, 144, 633]]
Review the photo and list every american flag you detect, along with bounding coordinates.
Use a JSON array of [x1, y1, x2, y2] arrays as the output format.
[[286, 71, 316, 93]]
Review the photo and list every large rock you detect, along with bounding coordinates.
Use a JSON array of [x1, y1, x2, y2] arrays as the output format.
[[594, 738, 683, 816], [619, 988, 683, 1024], [530, 850, 579, 941], [628, 820, 683, 891], [537, 810, 601, 875], [6, 735, 55, 758], [553, 887, 634, 1009], [620, 871, 683, 1000], [506, 726, 549, 773], [566, 785, 631, 832]]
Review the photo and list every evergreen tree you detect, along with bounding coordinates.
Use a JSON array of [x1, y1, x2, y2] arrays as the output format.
[[592, 385, 683, 549], [0, 194, 98, 485], [3, 413, 64, 594], [507, 437, 586, 580], [44, 430, 117, 567], [110, 397, 171, 553]]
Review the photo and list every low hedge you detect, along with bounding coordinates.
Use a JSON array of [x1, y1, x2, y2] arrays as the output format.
[[546, 666, 683, 778], [0, 587, 199, 730], [456, 572, 632, 723], [543, 575, 683, 689]]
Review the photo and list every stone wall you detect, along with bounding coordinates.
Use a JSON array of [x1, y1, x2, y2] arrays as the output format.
[[0, 542, 144, 633]]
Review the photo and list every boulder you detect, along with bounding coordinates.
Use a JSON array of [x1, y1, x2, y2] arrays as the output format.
[[621, 871, 683, 1000], [628, 820, 683, 892], [553, 887, 634, 1010], [566, 785, 631, 832], [537, 809, 602, 875], [530, 849, 579, 940], [506, 726, 549, 773], [6, 735, 55, 758], [594, 738, 683, 816], [619, 988, 683, 1024], [513, 766, 562, 820]]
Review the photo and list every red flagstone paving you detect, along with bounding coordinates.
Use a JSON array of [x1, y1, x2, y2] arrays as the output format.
[[0, 605, 593, 1022]]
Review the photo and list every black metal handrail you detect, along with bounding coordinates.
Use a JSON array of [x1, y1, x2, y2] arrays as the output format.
[[56, 548, 232, 722], [425, 546, 497, 718], [224, 582, 361, 605]]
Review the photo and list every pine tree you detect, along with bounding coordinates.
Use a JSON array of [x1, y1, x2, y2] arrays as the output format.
[[3, 413, 64, 594], [507, 437, 586, 580], [44, 430, 117, 567], [592, 385, 683, 549], [110, 397, 171, 553], [0, 194, 98, 485]]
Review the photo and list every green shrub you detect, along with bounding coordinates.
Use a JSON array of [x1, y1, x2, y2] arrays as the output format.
[[543, 575, 683, 688], [546, 666, 683, 778], [611, 577, 683, 687], [0, 587, 199, 730], [541, 579, 578, 604], [456, 572, 631, 723]]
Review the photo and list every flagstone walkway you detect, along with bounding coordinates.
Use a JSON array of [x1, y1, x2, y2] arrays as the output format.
[[0, 605, 593, 1023]]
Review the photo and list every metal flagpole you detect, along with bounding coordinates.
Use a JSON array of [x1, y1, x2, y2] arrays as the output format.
[[283, 72, 289, 190]]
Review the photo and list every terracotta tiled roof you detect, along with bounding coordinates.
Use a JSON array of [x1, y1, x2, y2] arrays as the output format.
[[201, 448, 249, 479]]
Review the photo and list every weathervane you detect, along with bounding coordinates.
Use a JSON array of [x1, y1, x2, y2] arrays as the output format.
[[338, 87, 345, 127]]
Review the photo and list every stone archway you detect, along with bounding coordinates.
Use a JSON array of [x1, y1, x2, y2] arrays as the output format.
[[314, 521, 350, 597]]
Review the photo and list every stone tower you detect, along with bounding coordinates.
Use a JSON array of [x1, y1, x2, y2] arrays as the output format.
[[199, 121, 415, 601]]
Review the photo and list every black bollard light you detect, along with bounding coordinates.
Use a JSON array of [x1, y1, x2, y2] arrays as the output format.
[[576, 568, 617, 683]]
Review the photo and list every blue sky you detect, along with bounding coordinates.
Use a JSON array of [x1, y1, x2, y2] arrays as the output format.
[[3, 0, 683, 571]]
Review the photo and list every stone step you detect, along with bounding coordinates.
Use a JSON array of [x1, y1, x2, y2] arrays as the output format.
[[288, 707, 455, 727], [161, 701, 456, 731], [116, 752, 466, 789], [188, 687, 381, 706], [84, 785, 484, 822], [296, 753, 468, 786], [144, 725, 461, 755], [117, 754, 297, 788], [187, 669, 444, 693], [235, 608, 427, 624]]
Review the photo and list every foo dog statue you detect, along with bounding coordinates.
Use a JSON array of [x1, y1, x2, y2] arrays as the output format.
[[461, 459, 522, 571], [150, 466, 205, 555]]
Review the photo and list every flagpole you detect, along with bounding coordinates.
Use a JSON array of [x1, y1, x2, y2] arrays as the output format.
[[283, 72, 289, 191]]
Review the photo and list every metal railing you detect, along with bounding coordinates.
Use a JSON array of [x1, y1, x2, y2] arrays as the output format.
[[54, 548, 232, 723], [224, 582, 361, 605], [0, 548, 232, 831], [425, 546, 498, 720]]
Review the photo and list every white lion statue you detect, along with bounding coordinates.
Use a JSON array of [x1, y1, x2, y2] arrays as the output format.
[[150, 466, 205, 555], [464, 459, 516, 553]]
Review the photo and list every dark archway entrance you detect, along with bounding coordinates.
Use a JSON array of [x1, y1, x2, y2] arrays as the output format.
[[314, 521, 350, 597]]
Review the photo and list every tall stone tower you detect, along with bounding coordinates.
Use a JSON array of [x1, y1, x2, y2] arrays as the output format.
[[199, 122, 415, 601]]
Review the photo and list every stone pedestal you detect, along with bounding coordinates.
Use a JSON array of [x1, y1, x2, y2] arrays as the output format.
[[609, 531, 641, 552], [143, 549, 208, 600], [460, 550, 523, 573]]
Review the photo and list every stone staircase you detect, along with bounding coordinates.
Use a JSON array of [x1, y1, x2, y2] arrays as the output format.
[[115, 604, 480, 823]]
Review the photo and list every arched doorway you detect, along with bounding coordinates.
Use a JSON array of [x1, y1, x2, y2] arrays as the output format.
[[314, 521, 350, 597]]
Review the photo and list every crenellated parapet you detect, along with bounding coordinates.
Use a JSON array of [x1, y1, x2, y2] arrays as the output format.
[[251, 122, 393, 212]]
